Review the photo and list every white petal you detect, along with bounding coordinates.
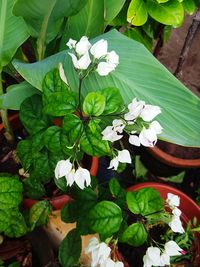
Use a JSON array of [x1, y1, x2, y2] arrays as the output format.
[[55, 160, 72, 179], [127, 98, 145, 120], [168, 216, 185, 233], [164, 241, 183, 256], [59, 63, 68, 85], [78, 52, 91, 69], [96, 62, 115, 76], [114, 261, 124, 267], [68, 52, 79, 69], [167, 193, 180, 207], [74, 167, 91, 189], [100, 258, 114, 267], [106, 50, 119, 66], [108, 157, 119, 170], [146, 247, 161, 266], [160, 252, 170, 266], [102, 126, 123, 142], [97, 243, 111, 264], [85, 237, 99, 254], [140, 105, 161, 122], [139, 128, 157, 147], [172, 207, 182, 217], [66, 168, 75, 187], [129, 135, 141, 146], [75, 36, 91, 56], [112, 119, 125, 133], [143, 255, 152, 267], [117, 149, 132, 164], [90, 39, 108, 59], [149, 120, 163, 134], [66, 38, 77, 49]]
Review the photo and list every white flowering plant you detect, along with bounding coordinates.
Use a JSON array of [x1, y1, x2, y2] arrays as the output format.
[[15, 36, 199, 267]]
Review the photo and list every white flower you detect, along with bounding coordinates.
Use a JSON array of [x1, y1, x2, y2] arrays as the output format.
[[74, 167, 91, 190], [160, 252, 170, 266], [68, 52, 91, 70], [66, 168, 75, 187], [166, 193, 180, 208], [149, 121, 163, 134], [164, 241, 183, 256], [124, 98, 145, 121], [129, 133, 140, 146], [55, 159, 72, 179], [100, 258, 124, 267], [66, 38, 77, 49], [96, 61, 115, 76], [108, 149, 131, 170], [106, 51, 119, 66], [168, 215, 185, 233], [102, 126, 123, 142], [172, 207, 182, 217], [85, 237, 111, 267], [140, 104, 161, 122], [139, 127, 158, 147], [75, 36, 91, 56], [112, 119, 125, 133], [90, 39, 108, 59], [59, 63, 68, 85], [143, 247, 161, 267]]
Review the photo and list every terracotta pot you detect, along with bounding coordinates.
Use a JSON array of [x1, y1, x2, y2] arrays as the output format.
[[128, 182, 200, 224], [0, 114, 99, 210], [148, 144, 200, 169]]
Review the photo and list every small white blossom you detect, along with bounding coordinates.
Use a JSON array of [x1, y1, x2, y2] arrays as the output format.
[[139, 127, 158, 147], [90, 39, 108, 59], [75, 36, 91, 56], [100, 258, 124, 267], [68, 52, 91, 70], [168, 215, 185, 233], [129, 133, 140, 146], [164, 241, 183, 256], [172, 207, 182, 217], [167, 193, 180, 208], [106, 51, 119, 66], [143, 247, 161, 267], [149, 120, 163, 134], [124, 98, 145, 121], [160, 252, 170, 266], [102, 126, 123, 142], [112, 119, 125, 133], [66, 38, 77, 49], [85, 237, 111, 267], [55, 159, 72, 179], [59, 63, 68, 85], [66, 168, 75, 187], [140, 104, 161, 122], [108, 149, 131, 170], [96, 61, 115, 76], [74, 167, 91, 190]]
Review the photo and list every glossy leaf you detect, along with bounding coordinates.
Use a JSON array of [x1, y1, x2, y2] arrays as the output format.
[[59, 229, 81, 267], [29, 200, 52, 231], [12, 30, 200, 146], [127, 0, 148, 26], [63, 114, 83, 145], [0, 0, 29, 69], [0, 176, 23, 209], [83, 92, 105, 116], [120, 222, 147, 246], [183, 0, 197, 14], [147, 0, 184, 27], [104, 0, 126, 24], [89, 201, 123, 236], [109, 178, 126, 200], [101, 87, 124, 114], [23, 177, 46, 199], [0, 82, 39, 110], [126, 188, 163, 216]]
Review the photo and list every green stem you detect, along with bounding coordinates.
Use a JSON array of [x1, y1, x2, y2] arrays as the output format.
[[78, 77, 83, 117], [0, 70, 14, 143]]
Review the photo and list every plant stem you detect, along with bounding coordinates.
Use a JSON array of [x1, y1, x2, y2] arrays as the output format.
[[174, 8, 200, 78], [78, 77, 83, 118], [0, 70, 14, 143]]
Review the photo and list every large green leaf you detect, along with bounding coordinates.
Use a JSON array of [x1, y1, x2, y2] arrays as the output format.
[[127, 0, 148, 26], [147, 0, 184, 27], [12, 30, 200, 146], [104, 0, 126, 25], [59, 0, 104, 50], [120, 222, 147, 246], [0, 0, 29, 69]]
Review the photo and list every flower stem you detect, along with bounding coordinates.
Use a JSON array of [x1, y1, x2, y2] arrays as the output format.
[[0, 70, 14, 143], [78, 77, 83, 118]]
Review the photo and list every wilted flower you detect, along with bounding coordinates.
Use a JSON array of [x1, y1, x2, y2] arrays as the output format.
[[108, 149, 132, 170], [85, 237, 111, 267], [90, 39, 108, 59]]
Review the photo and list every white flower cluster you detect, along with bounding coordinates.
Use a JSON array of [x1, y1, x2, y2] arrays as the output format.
[[108, 149, 131, 171], [55, 159, 91, 190], [66, 36, 119, 76], [102, 98, 163, 148], [143, 240, 184, 267], [166, 193, 185, 234], [85, 237, 123, 267]]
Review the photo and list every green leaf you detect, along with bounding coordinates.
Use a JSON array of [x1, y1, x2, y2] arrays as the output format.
[[0, 176, 23, 209], [42, 67, 77, 116], [0, 82, 39, 110], [83, 92, 105, 116], [126, 188, 163, 216], [59, 229, 81, 267], [0, 208, 27, 238], [183, 0, 197, 14], [13, 0, 87, 44], [12, 30, 200, 147], [109, 178, 126, 201], [20, 94, 51, 135], [80, 121, 110, 156], [29, 200, 52, 231], [23, 177, 46, 199], [124, 28, 152, 51], [134, 155, 148, 179], [147, 0, 184, 27], [101, 87, 124, 115], [89, 201, 123, 236], [59, 0, 104, 50], [0, 0, 29, 69], [127, 0, 148, 26], [63, 114, 83, 144], [161, 171, 185, 183], [120, 222, 147, 246], [104, 0, 126, 25], [61, 202, 78, 223]]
